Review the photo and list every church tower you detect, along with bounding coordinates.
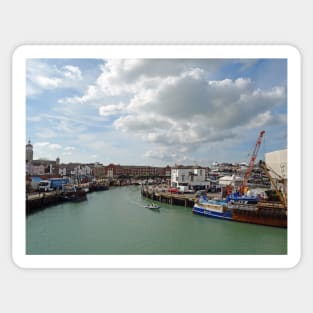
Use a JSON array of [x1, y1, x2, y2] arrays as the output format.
[[26, 139, 33, 162]]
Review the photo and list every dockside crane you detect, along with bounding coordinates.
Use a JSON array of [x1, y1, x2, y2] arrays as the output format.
[[239, 130, 265, 195], [259, 160, 287, 209]]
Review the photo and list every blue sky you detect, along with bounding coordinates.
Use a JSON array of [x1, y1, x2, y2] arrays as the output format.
[[26, 58, 287, 166]]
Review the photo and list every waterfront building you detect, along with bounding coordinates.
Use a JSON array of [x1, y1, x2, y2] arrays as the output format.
[[29, 163, 46, 175], [87, 163, 104, 178], [58, 167, 67, 176], [28, 159, 59, 176], [171, 165, 209, 189], [71, 164, 93, 176], [265, 149, 287, 192], [218, 174, 243, 187], [25, 140, 62, 176], [265, 149, 287, 179], [103, 164, 170, 179]]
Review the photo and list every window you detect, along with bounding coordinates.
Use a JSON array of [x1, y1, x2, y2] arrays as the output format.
[[182, 175, 185, 182]]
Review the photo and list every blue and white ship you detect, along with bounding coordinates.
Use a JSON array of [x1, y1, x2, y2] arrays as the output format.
[[192, 195, 286, 227], [192, 195, 232, 220], [226, 191, 259, 205]]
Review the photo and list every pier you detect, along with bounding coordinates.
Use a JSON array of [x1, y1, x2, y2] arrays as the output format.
[[141, 186, 218, 208]]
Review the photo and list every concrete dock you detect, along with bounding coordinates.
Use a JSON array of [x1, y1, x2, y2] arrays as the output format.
[[141, 186, 220, 208]]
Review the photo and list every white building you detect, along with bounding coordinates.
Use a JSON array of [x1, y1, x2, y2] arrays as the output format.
[[264, 149, 287, 194], [171, 166, 209, 188], [219, 175, 243, 187], [71, 165, 93, 176], [59, 167, 67, 176], [265, 149, 287, 179]]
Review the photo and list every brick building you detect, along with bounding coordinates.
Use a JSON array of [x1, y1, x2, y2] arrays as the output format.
[[103, 164, 171, 179]]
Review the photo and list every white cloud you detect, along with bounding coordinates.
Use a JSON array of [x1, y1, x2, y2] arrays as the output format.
[[99, 102, 126, 117], [36, 129, 57, 139], [27, 60, 84, 96], [27, 116, 41, 122], [246, 111, 287, 128], [34, 142, 50, 147], [64, 146, 76, 151], [34, 142, 62, 149], [32, 59, 286, 164], [105, 66, 285, 162], [62, 65, 82, 80], [49, 143, 62, 150], [63, 151, 73, 156], [58, 85, 99, 105], [56, 119, 87, 134], [34, 76, 62, 89]]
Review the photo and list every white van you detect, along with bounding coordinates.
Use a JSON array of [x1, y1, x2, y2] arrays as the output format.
[[38, 180, 53, 192]]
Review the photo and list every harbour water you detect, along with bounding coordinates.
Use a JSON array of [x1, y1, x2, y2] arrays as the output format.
[[26, 186, 287, 255]]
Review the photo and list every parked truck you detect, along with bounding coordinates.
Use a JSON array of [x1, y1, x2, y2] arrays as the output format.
[[38, 178, 70, 192]]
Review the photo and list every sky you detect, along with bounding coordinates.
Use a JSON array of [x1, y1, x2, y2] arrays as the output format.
[[26, 58, 287, 166]]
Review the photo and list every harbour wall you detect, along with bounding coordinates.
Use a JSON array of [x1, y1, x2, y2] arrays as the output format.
[[26, 193, 64, 215], [26, 182, 109, 215], [141, 187, 196, 208]]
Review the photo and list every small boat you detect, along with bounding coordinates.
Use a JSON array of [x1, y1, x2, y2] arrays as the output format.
[[60, 184, 87, 202], [144, 203, 160, 209]]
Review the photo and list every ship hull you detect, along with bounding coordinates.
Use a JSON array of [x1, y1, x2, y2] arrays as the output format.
[[232, 209, 287, 228], [193, 204, 287, 228], [192, 205, 232, 220]]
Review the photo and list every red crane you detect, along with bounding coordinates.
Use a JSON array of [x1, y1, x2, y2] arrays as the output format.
[[240, 130, 265, 195]]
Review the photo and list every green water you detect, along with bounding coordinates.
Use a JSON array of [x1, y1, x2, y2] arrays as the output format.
[[26, 186, 287, 255]]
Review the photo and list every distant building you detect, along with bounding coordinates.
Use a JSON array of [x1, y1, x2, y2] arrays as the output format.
[[101, 164, 170, 179], [30, 163, 46, 175], [25, 140, 61, 176], [71, 164, 93, 176], [29, 159, 58, 175], [219, 175, 243, 187], [58, 167, 67, 176], [171, 165, 208, 188], [92, 163, 106, 178]]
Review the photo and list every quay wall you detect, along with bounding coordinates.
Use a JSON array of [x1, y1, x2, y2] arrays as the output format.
[[26, 184, 109, 215], [26, 193, 63, 215], [141, 187, 196, 208]]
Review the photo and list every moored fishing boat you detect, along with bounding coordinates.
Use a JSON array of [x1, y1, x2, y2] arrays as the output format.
[[226, 191, 259, 205], [59, 184, 87, 202], [193, 195, 287, 227], [193, 196, 232, 220]]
